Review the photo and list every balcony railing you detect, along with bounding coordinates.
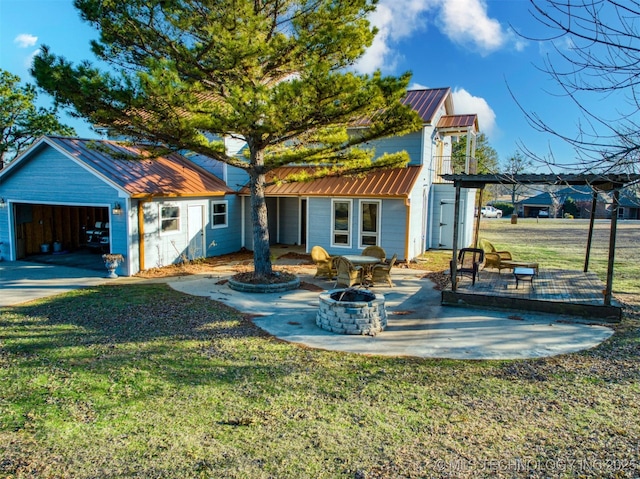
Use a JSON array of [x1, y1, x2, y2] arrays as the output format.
[[433, 156, 477, 183]]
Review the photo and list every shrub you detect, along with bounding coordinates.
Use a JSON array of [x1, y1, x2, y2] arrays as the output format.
[[492, 201, 514, 216]]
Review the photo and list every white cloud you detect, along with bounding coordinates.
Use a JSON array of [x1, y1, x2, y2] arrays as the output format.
[[452, 88, 497, 137], [438, 0, 505, 55], [14, 33, 38, 48], [355, 0, 512, 73], [409, 82, 429, 90]]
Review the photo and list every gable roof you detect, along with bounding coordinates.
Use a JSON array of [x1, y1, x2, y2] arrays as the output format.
[[520, 186, 611, 206], [3, 136, 233, 198], [402, 88, 451, 123], [239, 165, 422, 198]]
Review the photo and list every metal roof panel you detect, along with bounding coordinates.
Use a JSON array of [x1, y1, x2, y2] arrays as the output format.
[[47, 136, 233, 197]]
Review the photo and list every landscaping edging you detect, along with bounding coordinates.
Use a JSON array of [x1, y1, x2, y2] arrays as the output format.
[[228, 276, 301, 293]]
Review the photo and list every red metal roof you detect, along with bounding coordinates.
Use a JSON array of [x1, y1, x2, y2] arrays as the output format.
[[402, 88, 451, 123], [437, 114, 478, 130], [46, 136, 232, 197], [240, 165, 422, 197]]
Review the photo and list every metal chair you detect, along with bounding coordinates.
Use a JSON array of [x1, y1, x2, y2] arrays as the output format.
[[451, 248, 484, 285]]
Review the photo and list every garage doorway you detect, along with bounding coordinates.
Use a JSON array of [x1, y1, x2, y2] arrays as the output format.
[[13, 203, 110, 270]]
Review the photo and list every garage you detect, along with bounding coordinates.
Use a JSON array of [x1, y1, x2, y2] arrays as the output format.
[[13, 203, 111, 269], [0, 136, 240, 276]]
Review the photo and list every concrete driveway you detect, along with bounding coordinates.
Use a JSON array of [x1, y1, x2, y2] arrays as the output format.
[[0, 260, 110, 307]]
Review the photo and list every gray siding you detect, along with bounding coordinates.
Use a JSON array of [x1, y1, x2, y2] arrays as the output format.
[[278, 197, 300, 244], [429, 184, 475, 250]]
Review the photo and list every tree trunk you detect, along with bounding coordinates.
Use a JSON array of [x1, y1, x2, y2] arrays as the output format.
[[249, 150, 273, 278]]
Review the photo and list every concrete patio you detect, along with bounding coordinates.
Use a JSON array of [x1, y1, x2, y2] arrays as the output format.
[[167, 265, 615, 360]]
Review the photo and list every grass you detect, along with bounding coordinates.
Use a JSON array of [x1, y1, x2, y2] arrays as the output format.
[[477, 218, 640, 295], [1, 226, 640, 477]]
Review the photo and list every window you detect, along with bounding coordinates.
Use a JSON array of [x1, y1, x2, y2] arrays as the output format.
[[332, 199, 351, 247], [360, 201, 380, 247], [160, 205, 180, 233], [211, 200, 228, 228]]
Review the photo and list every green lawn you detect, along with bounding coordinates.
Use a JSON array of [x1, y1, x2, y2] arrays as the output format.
[[478, 218, 640, 295], [1, 229, 640, 477]]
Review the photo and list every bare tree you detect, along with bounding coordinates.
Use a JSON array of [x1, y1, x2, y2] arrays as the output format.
[[514, 0, 640, 176]]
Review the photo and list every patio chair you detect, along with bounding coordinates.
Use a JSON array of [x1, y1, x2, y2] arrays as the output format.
[[333, 256, 364, 288], [311, 245, 336, 279], [362, 245, 386, 262], [479, 238, 512, 271], [371, 253, 397, 287], [450, 248, 484, 285]]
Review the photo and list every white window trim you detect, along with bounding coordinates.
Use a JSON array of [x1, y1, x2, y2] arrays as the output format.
[[211, 199, 229, 229], [331, 198, 352, 248], [359, 199, 382, 248], [159, 203, 182, 236]]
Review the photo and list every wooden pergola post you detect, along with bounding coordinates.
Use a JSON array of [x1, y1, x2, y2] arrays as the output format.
[[473, 187, 484, 248], [604, 189, 620, 306], [584, 190, 598, 272]]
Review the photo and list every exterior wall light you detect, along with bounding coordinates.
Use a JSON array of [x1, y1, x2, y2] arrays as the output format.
[[113, 202, 122, 215], [0, 198, 6, 208]]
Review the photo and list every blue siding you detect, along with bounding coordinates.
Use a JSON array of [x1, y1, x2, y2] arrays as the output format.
[[1, 145, 122, 203], [0, 144, 128, 271], [378, 200, 407, 258], [139, 195, 243, 270], [207, 194, 243, 256], [306, 197, 408, 260], [362, 131, 423, 166], [227, 165, 250, 191]]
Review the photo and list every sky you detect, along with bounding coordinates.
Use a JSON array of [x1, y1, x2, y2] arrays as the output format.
[[0, 0, 625, 170]]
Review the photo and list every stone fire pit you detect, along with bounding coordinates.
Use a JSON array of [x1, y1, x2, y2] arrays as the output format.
[[316, 288, 387, 336]]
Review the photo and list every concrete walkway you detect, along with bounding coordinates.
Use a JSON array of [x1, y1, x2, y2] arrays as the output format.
[[168, 266, 615, 360], [0, 260, 614, 360]]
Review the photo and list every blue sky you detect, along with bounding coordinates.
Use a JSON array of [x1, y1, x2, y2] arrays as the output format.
[[0, 0, 621, 169]]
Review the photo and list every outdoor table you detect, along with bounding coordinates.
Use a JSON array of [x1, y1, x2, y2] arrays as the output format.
[[513, 267, 536, 289], [501, 260, 539, 275], [341, 255, 383, 285]]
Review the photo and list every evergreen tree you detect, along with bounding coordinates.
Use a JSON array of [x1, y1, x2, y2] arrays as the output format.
[[32, 0, 422, 279], [0, 70, 75, 169]]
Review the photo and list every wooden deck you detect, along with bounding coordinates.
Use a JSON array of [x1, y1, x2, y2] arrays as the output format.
[[442, 269, 622, 322]]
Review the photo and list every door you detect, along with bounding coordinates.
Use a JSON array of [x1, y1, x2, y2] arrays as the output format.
[[438, 200, 455, 248], [438, 199, 464, 249], [187, 205, 204, 260]]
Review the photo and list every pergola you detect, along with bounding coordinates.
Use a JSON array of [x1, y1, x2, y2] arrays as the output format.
[[441, 173, 640, 306]]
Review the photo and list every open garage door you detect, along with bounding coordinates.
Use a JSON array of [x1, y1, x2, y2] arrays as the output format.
[[13, 203, 110, 269]]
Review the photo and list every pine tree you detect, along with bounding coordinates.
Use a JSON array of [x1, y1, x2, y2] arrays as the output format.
[[32, 0, 422, 279]]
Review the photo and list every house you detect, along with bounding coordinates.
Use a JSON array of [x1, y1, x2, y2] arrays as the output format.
[[234, 88, 480, 260], [618, 188, 640, 219], [0, 88, 479, 275], [519, 186, 612, 218], [0, 137, 242, 275]]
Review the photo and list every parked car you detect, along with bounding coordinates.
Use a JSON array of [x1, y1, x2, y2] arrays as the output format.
[[538, 210, 549, 217], [481, 205, 503, 218]]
